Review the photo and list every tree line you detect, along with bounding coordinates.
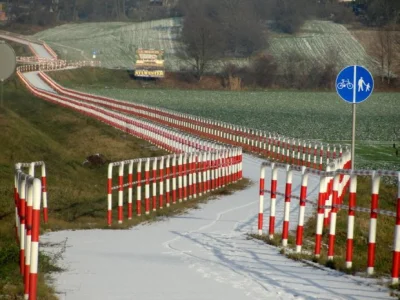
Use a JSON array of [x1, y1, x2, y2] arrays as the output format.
[[2, 0, 399, 87]]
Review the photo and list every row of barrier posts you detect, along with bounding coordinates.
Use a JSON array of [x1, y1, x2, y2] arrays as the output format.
[[36, 71, 345, 170], [14, 162, 48, 300], [107, 150, 242, 226], [17, 67, 244, 227], [258, 153, 400, 284]]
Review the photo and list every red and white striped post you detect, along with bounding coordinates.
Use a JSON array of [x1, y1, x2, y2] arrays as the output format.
[[29, 178, 42, 300], [346, 171, 357, 268], [206, 152, 211, 192], [118, 163, 124, 224], [192, 153, 197, 198], [145, 158, 150, 214], [324, 165, 332, 227], [188, 153, 193, 199], [172, 155, 177, 204], [282, 165, 293, 247], [210, 152, 215, 191], [258, 165, 266, 235], [183, 153, 188, 200], [24, 179, 33, 299], [165, 156, 171, 207], [198, 153, 203, 196], [269, 163, 278, 239], [127, 161, 133, 219], [328, 173, 341, 260], [19, 177, 27, 275], [203, 152, 208, 193], [159, 157, 164, 209], [296, 166, 308, 253], [14, 171, 20, 241], [40, 164, 48, 223], [107, 164, 113, 226], [178, 154, 183, 202], [367, 171, 380, 275], [152, 159, 157, 211], [391, 173, 400, 284], [314, 172, 327, 258], [136, 160, 142, 216]]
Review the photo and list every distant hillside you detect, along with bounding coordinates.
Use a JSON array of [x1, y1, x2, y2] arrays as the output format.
[[32, 18, 378, 74]]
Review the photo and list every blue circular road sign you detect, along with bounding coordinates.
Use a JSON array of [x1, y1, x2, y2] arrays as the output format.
[[336, 65, 374, 104]]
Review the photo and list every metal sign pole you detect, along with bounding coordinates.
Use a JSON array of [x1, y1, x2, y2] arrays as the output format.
[[351, 103, 356, 170], [336, 65, 374, 171], [0, 80, 3, 108]]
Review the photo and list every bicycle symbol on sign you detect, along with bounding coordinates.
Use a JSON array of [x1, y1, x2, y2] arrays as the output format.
[[337, 79, 353, 90]]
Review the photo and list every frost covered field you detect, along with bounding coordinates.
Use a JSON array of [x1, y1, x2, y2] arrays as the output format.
[[33, 18, 182, 69], [33, 19, 377, 71]]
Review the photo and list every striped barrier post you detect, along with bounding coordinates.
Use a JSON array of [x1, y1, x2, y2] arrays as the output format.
[[178, 154, 183, 202], [29, 178, 41, 300], [258, 165, 266, 235], [367, 171, 380, 275], [392, 173, 400, 284], [137, 160, 142, 216], [282, 164, 293, 247], [152, 159, 157, 211], [345, 171, 357, 268], [107, 164, 113, 226], [269, 163, 278, 239], [145, 158, 150, 214], [14, 165, 42, 300], [128, 161, 133, 219], [159, 157, 164, 209], [118, 163, 124, 224], [295, 166, 308, 253], [327, 173, 341, 260], [166, 156, 171, 207], [183, 153, 188, 200], [172, 154, 177, 204], [315, 172, 327, 258]]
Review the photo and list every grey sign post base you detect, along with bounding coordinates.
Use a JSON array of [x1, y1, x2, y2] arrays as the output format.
[[0, 41, 17, 107]]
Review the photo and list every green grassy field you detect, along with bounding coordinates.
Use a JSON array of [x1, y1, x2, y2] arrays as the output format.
[[49, 68, 400, 171]]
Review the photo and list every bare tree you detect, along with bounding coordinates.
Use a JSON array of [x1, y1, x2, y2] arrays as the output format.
[[375, 24, 398, 84], [179, 1, 224, 80]]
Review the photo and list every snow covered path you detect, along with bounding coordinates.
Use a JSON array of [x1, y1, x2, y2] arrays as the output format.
[[42, 155, 393, 300]]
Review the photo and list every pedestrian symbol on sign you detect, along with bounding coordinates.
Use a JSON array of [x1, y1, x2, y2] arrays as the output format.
[[336, 65, 374, 104]]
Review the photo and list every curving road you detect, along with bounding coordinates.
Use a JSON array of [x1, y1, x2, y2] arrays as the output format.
[[10, 34, 395, 300]]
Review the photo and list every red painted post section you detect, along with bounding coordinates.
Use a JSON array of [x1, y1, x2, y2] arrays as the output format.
[[296, 167, 308, 253], [107, 164, 113, 226], [269, 164, 278, 239], [315, 173, 327, 258], [391, 173, 400, 284], [346, 171, 357, 268], [29, 179, 42, 300], [328, 173, 341, 260], [282, 165, 293, 247], [367, 171, 380, 275], [118, 163, 124, 224], [136, 161, 142, 216], [258, 166, 266, 235], [145, 158, 150, 215]]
